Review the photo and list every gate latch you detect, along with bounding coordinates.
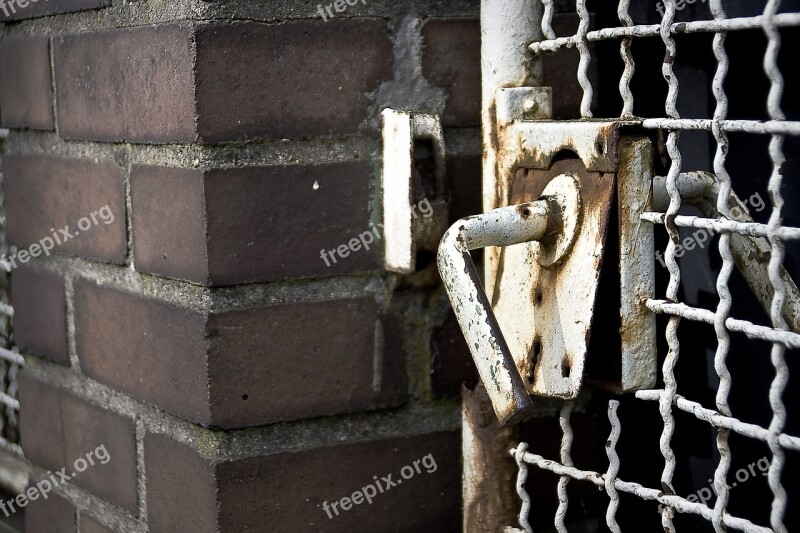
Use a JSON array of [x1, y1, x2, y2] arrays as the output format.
[[437, 88, 657, 425]]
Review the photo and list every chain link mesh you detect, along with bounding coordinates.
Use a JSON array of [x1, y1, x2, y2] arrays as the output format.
[[510, 1, 800, 531]]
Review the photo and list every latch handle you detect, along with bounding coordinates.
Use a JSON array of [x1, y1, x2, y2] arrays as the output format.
[[437, 200, 554, 426]]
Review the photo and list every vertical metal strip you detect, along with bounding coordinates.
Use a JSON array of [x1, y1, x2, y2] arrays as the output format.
[[473, 2, 543, 529], [763, 1, 789, 531], [554, 401, 574, 532], [480, 0, 543, 296], [659, 1, 681, 530], [542, 0, 556, 40], [513, 442, 533, 533], [605, 400, 622, 533], [576, 0, 593, 118], [709, 2, 734, 531], [463, 385, 522, 532], [617, 0, 635, 118], [618, 138, 657, 392]]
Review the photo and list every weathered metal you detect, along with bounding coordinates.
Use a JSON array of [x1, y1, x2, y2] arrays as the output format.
[[481, 0, 544, 298], [503, 0, 800, 530], [496, 118, 634, 178], [495, 87, 552, 125], [512, 400, 775, 533], [616, 137, 657, 393], [529, 13, 800, 54], [471, 0, 544, 528], [650, 171, 800, 333], [437, 200, 551, 426], [462, 384, 520, 533], [0, 151, 23, 494], [492, 158, 614, 400], [491, 119, 638, 401], [381, 108, 447, 274]]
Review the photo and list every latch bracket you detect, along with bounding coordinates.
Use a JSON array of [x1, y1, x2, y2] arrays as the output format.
[[381, 108, 449, 274], [493, 157, 615, 399], [438, 89, 658, 422]]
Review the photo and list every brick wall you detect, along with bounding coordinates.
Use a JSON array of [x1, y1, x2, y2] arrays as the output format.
[[0, 0, 481, 531]]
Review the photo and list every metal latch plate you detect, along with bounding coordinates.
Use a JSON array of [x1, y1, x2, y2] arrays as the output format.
[[492, 158, 615, 399]]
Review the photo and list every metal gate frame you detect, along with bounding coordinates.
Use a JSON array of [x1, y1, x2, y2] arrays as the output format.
[[464, 1, 800, 531], [461, 3, 543, 530]]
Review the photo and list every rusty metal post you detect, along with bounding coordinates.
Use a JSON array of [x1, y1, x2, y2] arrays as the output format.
[[463, 384, 520, 533], [466, 0, 543, 529], [481, 0, 543, 295]]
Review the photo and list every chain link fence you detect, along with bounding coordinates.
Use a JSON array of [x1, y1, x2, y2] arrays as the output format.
[[508, 1, 800, 531]]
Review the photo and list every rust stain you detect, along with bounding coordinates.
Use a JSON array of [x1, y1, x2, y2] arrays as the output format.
[[496, 156, 615, 400], [462, 384, 519, 532]]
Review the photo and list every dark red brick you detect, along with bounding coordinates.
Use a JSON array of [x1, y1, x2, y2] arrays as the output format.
[[421, 19, 481, 127], [19, 373, 64, 472], [60, 394, 137, 512], [53, 25, 195, 142], [146, 431, 460, 532], [204, 162, 375, 285], [23, 491, 75, 533], [130, 166, 208, 283], [145, 434, 216, 533], [445, 153, 482, 222], [218, 433, 460, 531], [0, 35, 54, 130], [131, 161, 376, 286], [0, 0, 108, 22], [18, 374, 138, 512], [207, 297, 406, 428], [74, 280, 210, 425], [79, 514, 114, 533], [195, 20, 392, 142], [75, 278, 404, 428], [12, 266, 67, 363], [3, 156, 126, 264]]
